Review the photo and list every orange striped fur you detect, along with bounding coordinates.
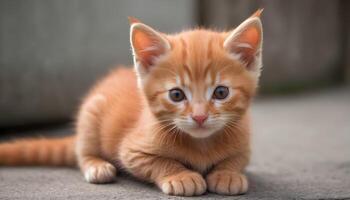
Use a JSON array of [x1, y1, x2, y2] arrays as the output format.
[[0, 10, 263, 196], [0, 136, 75, 166]]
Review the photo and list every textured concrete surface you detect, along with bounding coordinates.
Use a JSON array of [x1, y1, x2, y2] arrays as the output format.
[[1, 87, 350, 199]]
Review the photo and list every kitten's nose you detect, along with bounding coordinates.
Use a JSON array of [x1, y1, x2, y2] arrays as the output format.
[[191, 115, 208, 126]]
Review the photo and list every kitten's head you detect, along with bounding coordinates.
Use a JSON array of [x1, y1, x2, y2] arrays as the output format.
[[130, 10, 263, 138]]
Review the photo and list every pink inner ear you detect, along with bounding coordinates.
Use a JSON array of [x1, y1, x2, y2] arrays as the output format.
[[228, 25, 261, 68], [240, 27, 260, 49], [132, 28, 166, 70]]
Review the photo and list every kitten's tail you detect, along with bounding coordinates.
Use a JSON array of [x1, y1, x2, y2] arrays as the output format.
[[0, 135, 76, 167]]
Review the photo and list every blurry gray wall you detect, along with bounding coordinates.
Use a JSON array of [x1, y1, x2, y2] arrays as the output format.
[[0, 0, 196, 127], [343, 1, 350, 84], [199, 0, 348, 93]]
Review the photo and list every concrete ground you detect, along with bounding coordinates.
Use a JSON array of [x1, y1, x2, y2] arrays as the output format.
[[1, 87, 349, 199]]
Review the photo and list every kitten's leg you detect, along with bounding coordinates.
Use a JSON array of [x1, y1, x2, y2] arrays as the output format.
[[120, 149, 207, 196], [206, 152, 250, 195], [76, 94, 116, 184]]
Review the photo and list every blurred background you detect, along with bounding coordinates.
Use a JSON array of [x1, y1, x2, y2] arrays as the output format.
[[0, 0, 349, 128]]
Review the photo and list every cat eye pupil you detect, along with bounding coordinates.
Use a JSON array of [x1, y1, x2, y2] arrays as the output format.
[[169, 88, 185, 102], [213, 86, 229, 100]]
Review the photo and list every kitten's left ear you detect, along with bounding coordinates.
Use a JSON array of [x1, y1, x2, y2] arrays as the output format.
[[224, 9, 263, 76], [129, 17, 171, 82]]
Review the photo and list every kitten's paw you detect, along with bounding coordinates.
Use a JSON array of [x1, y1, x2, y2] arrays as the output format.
[[159, 171, 207, 196], [84, 162, 116, 184], [206, 170, 248, 195]]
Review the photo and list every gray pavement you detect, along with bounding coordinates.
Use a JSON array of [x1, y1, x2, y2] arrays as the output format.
[[1, 87, 349, 199]]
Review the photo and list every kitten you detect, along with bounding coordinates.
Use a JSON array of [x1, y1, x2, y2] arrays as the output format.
[[0, 10, 263, 196]]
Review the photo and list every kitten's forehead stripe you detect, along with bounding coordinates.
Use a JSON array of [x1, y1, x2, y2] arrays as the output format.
[[207, 37, 213, 59], [176, 32, 223, 102], [183, 64, 193, 83], [203, 61, 212, 83], [183, 72, 191, 86], [180, 37, 187, 62], [179, 31, 224, 85]]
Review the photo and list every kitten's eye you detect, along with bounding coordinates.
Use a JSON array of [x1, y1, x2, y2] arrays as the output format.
[[169, 88, 186, 102], [213, 86, 229, 100]]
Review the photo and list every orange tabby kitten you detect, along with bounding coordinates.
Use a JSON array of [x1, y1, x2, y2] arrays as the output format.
[[0, 10, 263, 196]]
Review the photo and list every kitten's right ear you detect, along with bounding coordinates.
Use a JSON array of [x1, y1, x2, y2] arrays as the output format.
[[129, 18, 170, 80], [224, 9, 263, 77]]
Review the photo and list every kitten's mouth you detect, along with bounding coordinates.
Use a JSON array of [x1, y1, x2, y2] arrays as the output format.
[[178, 124, 219, 139], [173, 119, 223, 138], [194, 125, 208, 130]]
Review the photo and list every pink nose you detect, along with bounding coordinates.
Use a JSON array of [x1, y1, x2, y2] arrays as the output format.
[[191, 115, 208, 125]]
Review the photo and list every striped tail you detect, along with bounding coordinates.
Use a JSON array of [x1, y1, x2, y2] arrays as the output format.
[[0, 135, 76, 167]]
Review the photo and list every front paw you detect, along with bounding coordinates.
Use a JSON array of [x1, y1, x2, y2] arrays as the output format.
[[206, 170, 248, 195], [158, 171, 207, 196], [83, 162, 116, 184]]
